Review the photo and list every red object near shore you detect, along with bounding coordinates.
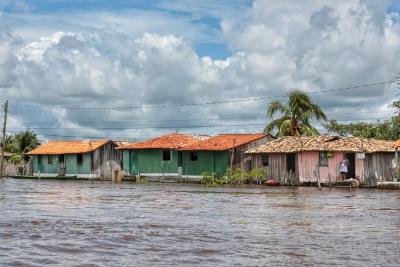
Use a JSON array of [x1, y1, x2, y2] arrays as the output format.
[[265, 179, 280, 186]]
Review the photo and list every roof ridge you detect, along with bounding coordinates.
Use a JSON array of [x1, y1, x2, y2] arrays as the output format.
[[218, 133, 264, 135]]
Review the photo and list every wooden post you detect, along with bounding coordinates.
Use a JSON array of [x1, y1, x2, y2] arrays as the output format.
[[241, 161, 244, 181], [314, 166, 321, 190], [328, 173, 332, 190], [395, 148, 399, 182], [317, 174, 322, 190], [229, 139, 236, 176], [255, 158, 259, 184], [0, 100, 8, 178]]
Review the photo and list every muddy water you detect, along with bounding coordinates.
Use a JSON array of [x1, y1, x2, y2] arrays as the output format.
[[0, 179, 399, 267]]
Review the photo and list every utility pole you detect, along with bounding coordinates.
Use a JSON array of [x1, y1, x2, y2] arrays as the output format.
[[0, 100, 8, 178]]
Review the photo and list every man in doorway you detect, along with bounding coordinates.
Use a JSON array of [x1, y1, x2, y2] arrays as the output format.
[[339, 156, 349, 180]]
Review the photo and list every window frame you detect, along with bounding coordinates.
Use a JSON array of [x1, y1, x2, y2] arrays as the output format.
[[262, 154, 269, 167], [190, 152, 198, 161], [48, 155, 53, 165], [37, 155, 42, 165], [319, 151, 329, 167], [162, 150, 171, 161]]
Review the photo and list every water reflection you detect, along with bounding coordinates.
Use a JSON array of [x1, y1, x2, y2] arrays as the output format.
[[0, 179, 399, 266]]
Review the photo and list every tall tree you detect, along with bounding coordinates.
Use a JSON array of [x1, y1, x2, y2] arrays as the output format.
[[6, 131, 40, 163], [264, 90, 327, 136], [324, 101, 400, 140]]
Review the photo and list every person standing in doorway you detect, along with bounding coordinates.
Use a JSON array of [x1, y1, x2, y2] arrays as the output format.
[[339, 156, 349, 180]]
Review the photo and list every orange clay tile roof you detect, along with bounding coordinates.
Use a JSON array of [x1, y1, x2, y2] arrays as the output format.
[[116, 133, 210, 150], [27, 140, 111, 155], [180, 133, 269, 151]]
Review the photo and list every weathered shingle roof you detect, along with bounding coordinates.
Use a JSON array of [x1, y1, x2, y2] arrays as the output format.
[[27, 140, 111, 155], [180, 133, 269, 151], [246, 136, 395, 154], [394, 140, 400, 148], [116, 133, 209, 150], [114, 141, 136, 147]]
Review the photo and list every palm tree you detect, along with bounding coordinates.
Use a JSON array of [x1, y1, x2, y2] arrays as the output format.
[[264, 90, 327, 136], [6, 131, 40, 163]]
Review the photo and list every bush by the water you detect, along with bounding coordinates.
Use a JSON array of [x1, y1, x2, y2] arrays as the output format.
[[201, 168, 266, 187]]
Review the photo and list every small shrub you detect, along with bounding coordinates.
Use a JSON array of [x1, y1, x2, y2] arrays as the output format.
[[203, 167, 266, 187], [201, 172, 225, 187], [247, 168, 266, 183]]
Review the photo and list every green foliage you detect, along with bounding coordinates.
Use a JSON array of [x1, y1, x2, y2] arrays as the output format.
[[201, 172, 226, 187], [4, 131, 40, 164], [201, 168, 266, 187], [326, 152, 335, 159], [324, 111, 400, 141], [7, 154, 24, 164], [226, 168, 248, 185], [248, 168, 266, 182], [264, 90, 327, 137]]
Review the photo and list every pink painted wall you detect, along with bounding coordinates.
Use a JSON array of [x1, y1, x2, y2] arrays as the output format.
[[297, 152, 319, 182], [297, 151, 364, 183], [326, 152, 345, 182]]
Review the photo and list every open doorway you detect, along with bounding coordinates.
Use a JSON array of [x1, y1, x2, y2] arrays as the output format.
[[287, 153, 296, 173], [58, 154, 65, 176], [345, 153, 355, 179]]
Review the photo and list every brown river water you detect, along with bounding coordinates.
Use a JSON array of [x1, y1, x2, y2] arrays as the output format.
[[0, 179, 400, 267]]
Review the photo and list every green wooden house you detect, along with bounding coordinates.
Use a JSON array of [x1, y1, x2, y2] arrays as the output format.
[[179, 134, 272, 176], [118, 133, 208, 177], [119, 133, 272, 178], [27, 140, 121, 179]]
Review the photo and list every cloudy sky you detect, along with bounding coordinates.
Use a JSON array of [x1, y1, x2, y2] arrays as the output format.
[[0, 0, 400, 141]]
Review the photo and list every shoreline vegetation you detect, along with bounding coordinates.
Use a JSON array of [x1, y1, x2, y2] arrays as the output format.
[[201, 168, 266, 187]]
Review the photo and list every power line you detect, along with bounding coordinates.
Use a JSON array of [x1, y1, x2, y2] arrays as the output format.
[[7, 79, 399, 111], [6, 117, 390, 131], [7, 123, 269, 130], [6, 132, 142, 141], [6, 111, 396, 126]]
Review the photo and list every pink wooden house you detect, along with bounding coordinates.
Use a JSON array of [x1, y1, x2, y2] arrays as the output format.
[[246, 136, 395, 186]]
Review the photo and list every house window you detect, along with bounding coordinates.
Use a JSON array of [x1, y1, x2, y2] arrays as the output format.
[[262, 154, 269, 166], [38, 155, 42, 165], [245, 159, 252, 171], [319, 152, 328, 166], [190, 152, 198, 161], [162, 150, 171, 161], [48, 155, 53, 165], [77, 154, 83, 166]]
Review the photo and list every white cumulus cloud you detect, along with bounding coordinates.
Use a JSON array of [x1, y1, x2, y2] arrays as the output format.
[[0, 0, 399, 141]]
